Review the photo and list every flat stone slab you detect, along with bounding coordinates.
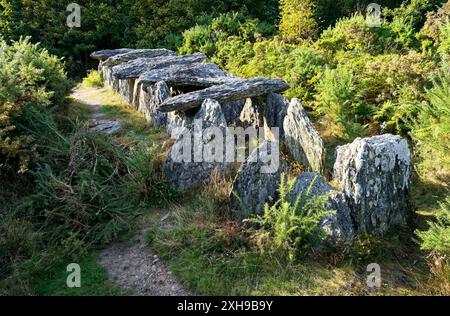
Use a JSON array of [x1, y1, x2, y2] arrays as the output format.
[[158, 78, 290, 113], [90, 120, 122, 135], [90, 48, 134, 61], [112, 53, 207, 79], [102, 49, 176, 67], [139, 62, 237, 87]]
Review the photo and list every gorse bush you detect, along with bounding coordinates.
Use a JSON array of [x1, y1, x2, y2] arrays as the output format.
[[0, 37, 70, 172], [416, 197, 450, 258], [82, 70, 103, 88], [249, 175, 332, 260], [409, 70, 450, 181]]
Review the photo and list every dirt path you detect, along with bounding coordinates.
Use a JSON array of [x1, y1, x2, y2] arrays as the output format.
[[72, 87, 121, 134], [99, 232, 192, 296], [71, 87, 192, 296]]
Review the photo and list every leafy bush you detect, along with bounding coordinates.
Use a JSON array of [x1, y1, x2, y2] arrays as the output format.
[[315, 66, 368, 140], [0, 37, 70, 172], [249, 175, 332, 260], [316, 14, 390, 54], [179, 12, 275, 57], [179, 24, 214, 56], [82, 70, 103, 88], [279, 0, 319, 42], [416, 197, 450, 257], [409, 71, 450, 181]]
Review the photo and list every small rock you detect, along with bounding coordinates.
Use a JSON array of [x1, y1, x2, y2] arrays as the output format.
[[289, 172, 355, 242]]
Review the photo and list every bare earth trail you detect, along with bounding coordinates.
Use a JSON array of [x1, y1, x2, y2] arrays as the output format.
[[71, 87, 192, 296]]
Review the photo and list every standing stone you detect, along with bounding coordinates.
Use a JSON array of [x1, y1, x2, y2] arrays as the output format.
[[264, 93, 288, 142], [100, 63, 117, 90], [283, 99, 325, 173], [289, 172, 355, 242], [164, 99, 232, 191], [166, 111, 195, 139], [118, 78, 136, 105], [133, 80, 170, 127], [239, 98, 265, 128], [220, 99, 246, 126], [228, 141, 286, 221], [333, 134, 411, 234]]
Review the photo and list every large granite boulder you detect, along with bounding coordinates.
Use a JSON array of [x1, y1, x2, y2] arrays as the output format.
[[228, 141, 286, 221], [164, 99, 232, 191], [139, 62, 237, 87], [283, 99, 325, 173], [333, 134, 411, 234], [133, 80, 170, 127], [112, 53, 207, 79], [158, 78, 290, 112], [101, 49, 176, 67], [289, 172, 355, 242]]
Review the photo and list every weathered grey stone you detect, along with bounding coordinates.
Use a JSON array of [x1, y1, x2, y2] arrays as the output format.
[[283, 99, 324, 173], [289, 172, 355, 242], [158, 78, 290, 113], [117, 78, 136, 104], [263, 93, 288, 142], [166, 111, 195, 139], [90, 120, 121, 135], [333, 134, 411, 234], [164, 99, 232, 191], [91, 48, 134, 61], [133, 80, 170, 127], [239, 98, 264, 128], [228, 141, 286, 221], [112, 53, 207, 79], [221, 99, 246, 126], [102, 49, 176, 67], [99, 63, 117, 90], [238, 97, 282, 142], [139, 62, 237, 87]]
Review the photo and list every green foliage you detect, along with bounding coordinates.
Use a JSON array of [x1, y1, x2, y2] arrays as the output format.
[[0, 0, 137, 76], [0, 37, 70, 172], [416, 197, 450, 257], [179, 24, 214, 56], [409, 71, 450, 180], [437, 20, 450, 64], [82, 70, 103, 88], [249, 175, 332, 260], [315, 66, 368, 140], [279, 0, 319, 42], [179, 12, 275, 57], [316, 14, 390, 54]]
